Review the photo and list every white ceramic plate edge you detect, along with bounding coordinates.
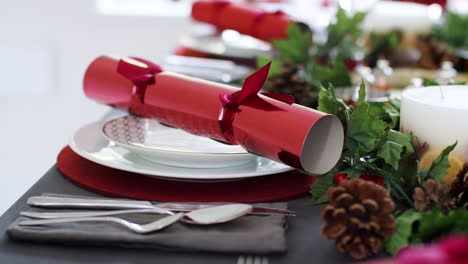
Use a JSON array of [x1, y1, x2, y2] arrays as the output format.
[[69, 121, 293, 180]]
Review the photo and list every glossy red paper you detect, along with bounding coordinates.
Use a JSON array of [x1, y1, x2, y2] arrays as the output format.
[[191, 0, 290, 41], [83, 56, 344, 174]]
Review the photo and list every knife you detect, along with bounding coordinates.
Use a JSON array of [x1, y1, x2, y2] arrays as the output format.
[[27, 196, 295, 216]]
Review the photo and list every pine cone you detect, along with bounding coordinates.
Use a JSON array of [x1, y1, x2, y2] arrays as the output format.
[[451, 163, 468, 210], [321, 179, 395, 260], [264, 61, 316, 107], [415, 35, 463, 71], [414, 179, 457, 214]]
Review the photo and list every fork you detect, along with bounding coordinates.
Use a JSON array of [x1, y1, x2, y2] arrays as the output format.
[[20, 208, 173, 219], [237, 255, 269, 264], [19, 213, 184, 234]]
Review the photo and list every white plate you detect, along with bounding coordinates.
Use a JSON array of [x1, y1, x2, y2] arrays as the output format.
[[70, 121, 293, 181], [180, 27, 273, 59], [102, 115, 257, 168]]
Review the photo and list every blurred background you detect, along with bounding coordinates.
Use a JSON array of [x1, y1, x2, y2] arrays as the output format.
[[0, 0, 195, 213]]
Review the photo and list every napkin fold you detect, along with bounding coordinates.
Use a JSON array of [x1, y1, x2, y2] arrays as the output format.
[[7, 194, 288, 254]]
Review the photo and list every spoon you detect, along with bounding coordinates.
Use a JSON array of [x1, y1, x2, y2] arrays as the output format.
[[181, 204, 253, 224], [19, 204, 253, 231]]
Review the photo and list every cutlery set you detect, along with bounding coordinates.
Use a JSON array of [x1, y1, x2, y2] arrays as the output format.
[[19, 195, 294, 234]]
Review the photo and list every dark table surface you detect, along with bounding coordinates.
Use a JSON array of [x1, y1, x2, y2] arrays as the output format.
[[0, 165, 375, 264]]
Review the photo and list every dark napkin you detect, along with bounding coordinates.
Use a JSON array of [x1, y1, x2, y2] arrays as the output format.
[[7, 194, 288, 254]]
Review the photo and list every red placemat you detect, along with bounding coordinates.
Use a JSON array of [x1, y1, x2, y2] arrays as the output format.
[[57, 146, 315, 202]]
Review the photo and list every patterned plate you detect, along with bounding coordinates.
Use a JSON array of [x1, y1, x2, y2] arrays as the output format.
[[102, 115, 257, 168]]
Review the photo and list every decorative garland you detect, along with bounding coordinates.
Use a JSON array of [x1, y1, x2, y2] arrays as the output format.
[[257, 9, 468, 260], [313, 82, 468, 260]]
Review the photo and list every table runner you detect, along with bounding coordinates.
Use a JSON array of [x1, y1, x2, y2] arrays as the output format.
[[0, 165, 381, 263]]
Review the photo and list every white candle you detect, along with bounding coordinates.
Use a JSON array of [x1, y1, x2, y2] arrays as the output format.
[[362, 1, 439, 34], [400, 85, 468, 182]]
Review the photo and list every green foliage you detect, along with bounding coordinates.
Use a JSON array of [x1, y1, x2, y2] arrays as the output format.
[[384, 208, 468, 255], [256, 56, 284, 77], [368, 102, 400, 129], [423, 78, 467, 86], [257, 8, 366, 93], [389, 97, 401, 112], [432, 12, 468, 50], [384, 210, 421, 255], [376, 130, 414, 170], [346, 83, 387, 155], [365, 30, 399, 67], [377, 141, 405, 170], [308, 57, 353, 89], [311, 82, 414, 204], [419, 142, 457, 182], [270, 22, 313, 65], [423, 78, 440, 86], [310, 170, 336, 204], [317, 83, 351, 125], [317, 8, 367, 59], [310, 82, 455, 206]]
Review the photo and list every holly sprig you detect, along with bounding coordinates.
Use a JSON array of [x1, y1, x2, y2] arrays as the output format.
[[316, 7, 366, 60], [257, 8, 366, 92], [310, 82, 456, 207], [256, 22, 312, 78], [365, 30, 400, 67], [385, 208, 468, 255], [432, 12, 468, 51]]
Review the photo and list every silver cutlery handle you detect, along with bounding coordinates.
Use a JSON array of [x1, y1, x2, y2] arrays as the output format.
[[29, 195, 296, 216], [20, 216, 134, 226], [28, 196, 157, 210], [21, 208, 172, 219], [19, 214, 184, 234]]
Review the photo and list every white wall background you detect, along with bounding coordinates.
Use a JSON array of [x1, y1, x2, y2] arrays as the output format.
[[0, 0, 192, 214]]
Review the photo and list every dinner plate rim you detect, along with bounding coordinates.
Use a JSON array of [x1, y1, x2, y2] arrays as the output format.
[[69, 120, 294, 180]]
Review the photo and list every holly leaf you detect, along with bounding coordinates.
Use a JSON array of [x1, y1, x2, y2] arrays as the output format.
[[256, 56, 284, 77], [338, 167, 362, 179], [318, 8, 366, 58], [272, 22, 312, 64], [377, 141, 404, 170], [423, 78, 440, 86], [421, 142, 457, 181], [388, 130, 414, 158], [384, 209, 421, 255], [368, 102, 400, 129], [310, 171, 336, 204], [432, 12, 468, 50], [423, 77, 466, 87], [345, 82, 387, 155], [412, 208, 468, 243], [309, 57, 352, 88], [317, 83, 350, 126], [366, 30, 399, 67], [385, 208, 468, 255], [389, 97, 401, 112]]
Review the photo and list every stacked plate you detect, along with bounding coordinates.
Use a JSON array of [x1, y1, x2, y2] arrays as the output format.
[[70, 115, 292, 182], [180, 26, 273, 59]]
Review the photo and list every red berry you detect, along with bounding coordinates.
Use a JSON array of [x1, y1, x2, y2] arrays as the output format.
[[334, 173, 347, 184], [359, 173, 384, 186], [359, 173, 374, 181], [374, 176, 384, 186], [344, 59, 358, 71]]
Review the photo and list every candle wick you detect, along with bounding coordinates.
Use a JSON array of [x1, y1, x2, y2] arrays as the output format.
[[439, 86, 445, 99]]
